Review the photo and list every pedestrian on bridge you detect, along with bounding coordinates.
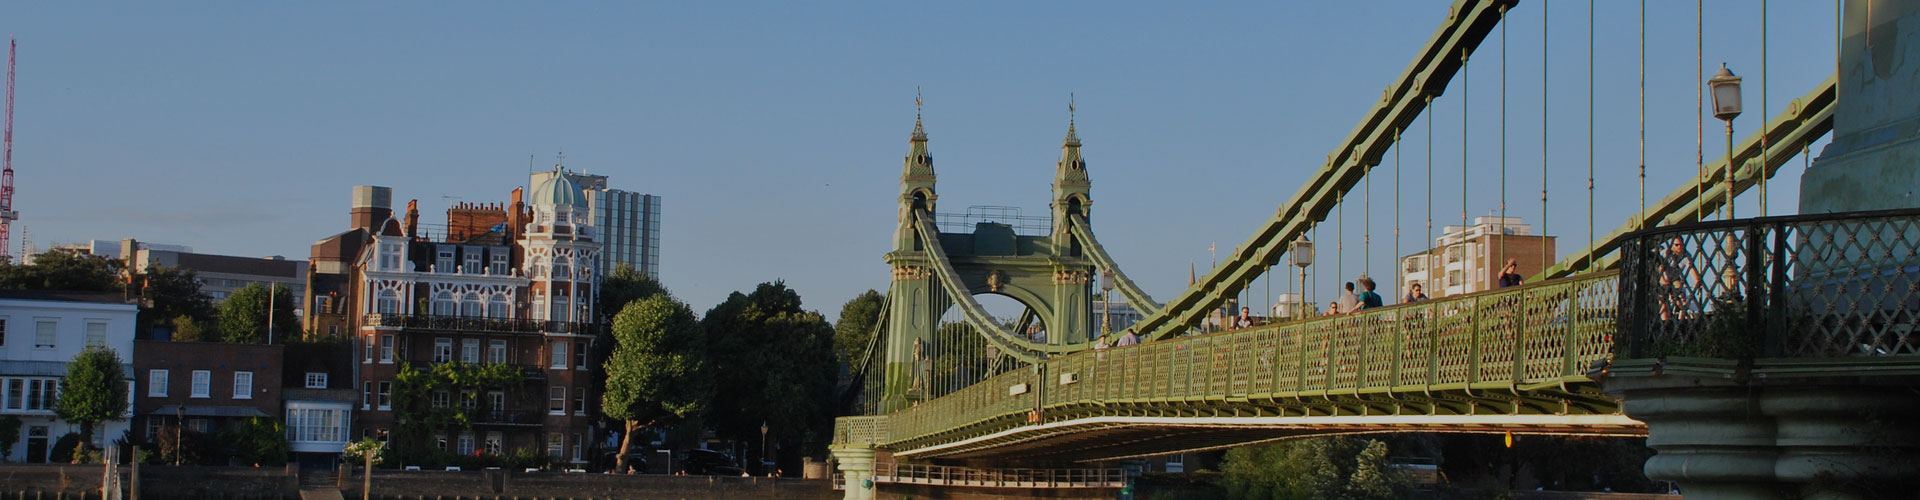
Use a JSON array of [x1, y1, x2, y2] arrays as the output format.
[[1337, 282, 1361, 313], [1498, 259, 1524, 288], [1236, 306, 1256, 328], [1405, 283, 1429, 303], [1116, 329, 1140, 347], [1357, 277, 1384, 310]]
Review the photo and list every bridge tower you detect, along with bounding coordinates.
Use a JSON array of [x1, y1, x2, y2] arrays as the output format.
[[877, 110, 1100, 412]]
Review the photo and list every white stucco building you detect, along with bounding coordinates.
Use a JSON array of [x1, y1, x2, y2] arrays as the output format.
[[0, 290, 138, 462]]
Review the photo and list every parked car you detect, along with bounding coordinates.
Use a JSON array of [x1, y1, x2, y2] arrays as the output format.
[[598, 446, 651, 473], [680, 449, 743, 476]]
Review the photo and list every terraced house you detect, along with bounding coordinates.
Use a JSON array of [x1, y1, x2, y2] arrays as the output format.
[[304, 166, 603, 465]]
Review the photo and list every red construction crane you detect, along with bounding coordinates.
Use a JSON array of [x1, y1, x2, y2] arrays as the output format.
[[2, 39, 16, 260]]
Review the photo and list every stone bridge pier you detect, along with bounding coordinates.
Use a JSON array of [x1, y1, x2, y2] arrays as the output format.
[[1606, 363, 1920, 499]]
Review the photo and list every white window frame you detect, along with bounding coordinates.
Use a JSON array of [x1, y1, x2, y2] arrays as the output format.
[[380, 334, 395, 363], [549, 386, 566, 415], [84, 321, 108, 347], [549, 341, 568, 369], [461, 339, 480, 364], [488, 340, 508, 364], [233, 371, 253, 400], [433, 338, 453, 364], [34, 319, 56, 349], [307, 372, 328, 389], [190, 370, 211, 399], [147, 370, 168, 398], [377, 381, 392, 410]]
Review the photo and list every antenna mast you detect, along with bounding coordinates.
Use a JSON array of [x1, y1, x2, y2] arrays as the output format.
[[2, 39, 18, 260]]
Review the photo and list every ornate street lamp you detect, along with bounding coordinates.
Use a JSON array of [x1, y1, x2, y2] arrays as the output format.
[[1100, 270, 1115, 338], [1709, 63, 1743, 220], [1291, 236, 1315, 318]]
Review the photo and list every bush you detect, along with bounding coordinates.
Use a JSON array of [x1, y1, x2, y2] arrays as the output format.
[[48, 433, 82, 464], [223, 417, 290, 466]]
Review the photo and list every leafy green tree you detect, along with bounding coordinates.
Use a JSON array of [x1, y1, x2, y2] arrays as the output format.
[[1221, 437, 1408, 500], [137, 265, 215, 326], [218, 283, 298, 343], [171, 315, 211, 342], [387, 362, 525, 464], [701, 281, 838, 476], [598, 265, 669, 324], [0, 415, 20, 461], [54, 347, 130, 447], [832, 290, 884, 367], [0, 250, 124, 291], [224, 417, 290, 466], [602, 295, 709, 472]]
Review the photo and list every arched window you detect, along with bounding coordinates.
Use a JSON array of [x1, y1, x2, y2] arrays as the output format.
[[377, 290, 401, 314], [460, 298, 483, 318], [431, 292, 455, 316]]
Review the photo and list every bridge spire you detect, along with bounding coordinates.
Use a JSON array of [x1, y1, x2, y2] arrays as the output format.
[[904, 86, 935, 182], [1052, 93, 1093, 255]]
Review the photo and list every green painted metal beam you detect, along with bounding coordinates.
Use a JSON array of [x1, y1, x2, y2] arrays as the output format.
[[1128, 0, 1517, 341], [1530, 75, 1837, 281], [1069, 214, 1161, 316]]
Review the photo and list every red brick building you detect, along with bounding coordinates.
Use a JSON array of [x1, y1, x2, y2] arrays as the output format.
[[304, 168, 603, 464], [132, 340, 284, 443]]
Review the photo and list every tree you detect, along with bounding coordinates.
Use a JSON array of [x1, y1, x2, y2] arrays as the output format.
[[597, 265, 669, 324], [832, 290, 884, 368], [1220, 437, 1408, 500], [0, 250, 123, 291], [0, 415, 20, 461], [171, 315, 211, 342], [218, 283, 298, 343], [701, 281, 838, 476], [137, 265, 215, 326], [602, 295, 709, 472], [54, 347, 130, 448], [224, 417, 290, 466]]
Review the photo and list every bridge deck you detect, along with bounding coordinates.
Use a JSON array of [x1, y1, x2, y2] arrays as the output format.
[[840, 272, 1632, 461]]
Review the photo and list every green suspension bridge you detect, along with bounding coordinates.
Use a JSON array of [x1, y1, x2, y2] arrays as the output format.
[[831, 1, 1920, 499]]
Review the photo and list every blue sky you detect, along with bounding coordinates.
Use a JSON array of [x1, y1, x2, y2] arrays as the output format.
[[6, 1, 1840, 320]]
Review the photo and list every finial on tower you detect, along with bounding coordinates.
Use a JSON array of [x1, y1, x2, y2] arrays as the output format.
[[1063, 93, 1081, 147], [911, 87, 928, 142]]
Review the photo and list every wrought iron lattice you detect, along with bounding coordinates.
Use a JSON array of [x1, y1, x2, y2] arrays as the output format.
[[862, 272, 1620, 451], [1618, 208, 1920, 359]]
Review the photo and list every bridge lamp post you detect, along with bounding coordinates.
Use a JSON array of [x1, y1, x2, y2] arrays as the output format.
[[1709, 63, 1743, 220], [1291, 236, 1314, 318], [1100, 270, 1115, 338]]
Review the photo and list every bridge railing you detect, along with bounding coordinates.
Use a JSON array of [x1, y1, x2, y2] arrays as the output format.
[[1617, 207, 1920, 359], [872, 462, 1126, 488], [880, 271, 1619, 448]]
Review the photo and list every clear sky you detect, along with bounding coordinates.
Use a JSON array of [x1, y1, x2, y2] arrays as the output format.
[[5, 1, 1841, 321]]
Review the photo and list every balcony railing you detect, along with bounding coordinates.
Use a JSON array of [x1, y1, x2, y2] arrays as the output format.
[[363, 314, 603, 336], [470, 409, 549, 426], [1617, 207, 1920, 359]]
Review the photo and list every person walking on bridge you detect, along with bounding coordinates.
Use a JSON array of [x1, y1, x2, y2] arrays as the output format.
[[1116, 329, 1140, 347], [1337, 282, 1360, 313], [1498, 259, 1525, 288], [1405, 282, 1429, 303], [1357, 277, 1384, 310]]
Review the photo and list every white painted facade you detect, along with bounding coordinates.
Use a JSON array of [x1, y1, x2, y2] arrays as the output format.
[[0, 293, 138, 462]]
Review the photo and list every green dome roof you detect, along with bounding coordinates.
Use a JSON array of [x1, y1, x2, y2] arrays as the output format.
[[531, 167, 588, 208]]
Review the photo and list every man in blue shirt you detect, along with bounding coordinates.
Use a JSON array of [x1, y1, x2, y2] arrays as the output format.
[[1357, 277, 1384, 310]]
